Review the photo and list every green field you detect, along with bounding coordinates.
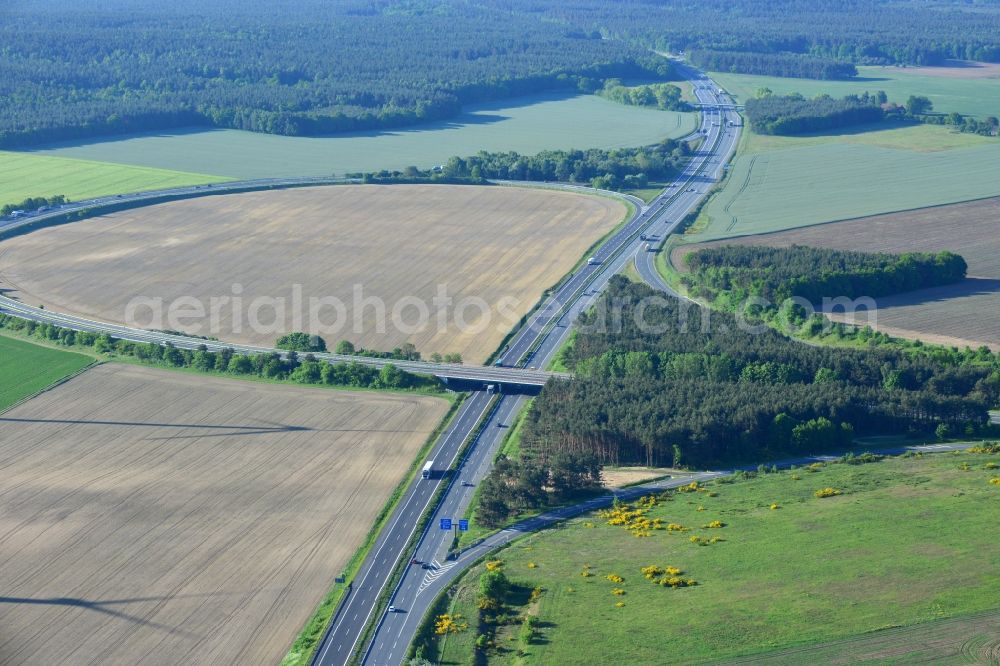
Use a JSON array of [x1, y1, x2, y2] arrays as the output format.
[[431, 452, 1000, 665], [26, 92, 698, 179], [0, 151, 230, 208], [0, 334, 94, 411], [692, 123, 1000, 240], [713, 67, 1000, 118]]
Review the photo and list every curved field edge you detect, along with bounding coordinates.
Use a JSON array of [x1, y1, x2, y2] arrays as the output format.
[[425, 451, 1000, 665], [27, 93, 698, 180], [279, 393, 467, 666], [688, 123, 1000, 242], [0, 332, 96, 412], [0, 150, 230, 207]]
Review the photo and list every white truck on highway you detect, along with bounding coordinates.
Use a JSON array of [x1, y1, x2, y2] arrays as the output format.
[[421, 460, 434, 479]]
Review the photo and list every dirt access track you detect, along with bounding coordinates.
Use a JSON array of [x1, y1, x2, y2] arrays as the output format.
[[0, 363, 448, 665], [0, 184, 625, 363], [673, 197, 1000, 350]]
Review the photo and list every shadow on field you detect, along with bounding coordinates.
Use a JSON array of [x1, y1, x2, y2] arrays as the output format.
[[0, 594, 216, 636], [867, 277, 1000, 308]]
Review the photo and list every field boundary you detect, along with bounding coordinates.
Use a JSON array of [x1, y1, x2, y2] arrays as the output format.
[[283, 392, 468, 666]]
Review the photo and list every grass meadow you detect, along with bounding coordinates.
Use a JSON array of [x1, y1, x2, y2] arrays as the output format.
[[25, 92, 697, 179], [0, 151, 229, 207], [431, 451, 1000, 665], [713, 66, 1000, 118], [0, 333, 94, 411], [692, 123, 1000, 240]]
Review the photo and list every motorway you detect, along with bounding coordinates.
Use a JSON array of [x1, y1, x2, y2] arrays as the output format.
[[313, 67, 745, 666], [0, 65, 740, 666]]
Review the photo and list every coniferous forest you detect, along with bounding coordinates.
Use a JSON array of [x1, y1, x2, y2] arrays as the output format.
[[7, 0, 1000, 147]]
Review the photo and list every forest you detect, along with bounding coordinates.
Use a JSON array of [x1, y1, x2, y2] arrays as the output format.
[[9, 1, 1000, 146], [687, 50, 857, 80], [517, 278, 997, 470], [683, 246, 968, 304], [358, 138, 691, 192], [744, 92, 886, 135], [520, 0, 1000, 66], [0, 0, 669, 147]]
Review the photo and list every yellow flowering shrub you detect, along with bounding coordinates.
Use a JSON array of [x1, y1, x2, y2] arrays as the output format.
[[527, 562, 538, 569], [770, 503, 780, 510], [990, 477, 1000, 485], [530, 586, 543, 602], [959, 463, 972, 471], [611, 588, 625, 596], [641, 565, 664, 579], [435, 614, 469, 634], [790, 474, 801, 480], [677, 481, 701, 493], [703, 520, 726, 528], [814, 487, 842, 498], [666, 523, 687, 531], [985, 462, 999, 470], [969, 442, 1000, 454], [606, 574, 624, 583], [485, 560, 504, 572], [615, 601, 625, 607]]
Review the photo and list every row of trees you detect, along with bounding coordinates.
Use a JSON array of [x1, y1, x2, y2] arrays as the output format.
[[359, 138, 690, 193], [688, 50, 857, 80], [597, 80, 688, 110], [0, 0, 672, 147], [744, 92, 886, 135], [1, 195, 68, 217], [517, 277, 997, 468], [683, 245, 968, 304], [0, 315, 439, 392]]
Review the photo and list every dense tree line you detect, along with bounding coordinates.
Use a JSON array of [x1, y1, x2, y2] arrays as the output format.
[[688, 50, 857, 80], [359, 138, 690, 192], [511, 0, 1000, 66], [0, 314, 440, 392], [516, 278, 997, 469], [0, 0, 672, 147], [1, 195, 67, 217], [597, 80, 688, 111], [475, 452, 602, 528], [684, 246, 968, 304], [744, 92, 886, 135]]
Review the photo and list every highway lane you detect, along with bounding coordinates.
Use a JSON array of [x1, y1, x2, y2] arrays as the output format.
[[309, 390, 495, 666], [343, 68, 744, 666]]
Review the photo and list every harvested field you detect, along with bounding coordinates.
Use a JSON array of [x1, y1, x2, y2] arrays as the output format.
[[0, 184, 625, 363], [0, 363, 448, 666], [674, 199, 1000, 350], [874, 59, 1000, 80]]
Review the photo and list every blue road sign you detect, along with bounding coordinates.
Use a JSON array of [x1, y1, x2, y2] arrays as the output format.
[[458, 519, 469, 531], [439, 518, 452, 530]]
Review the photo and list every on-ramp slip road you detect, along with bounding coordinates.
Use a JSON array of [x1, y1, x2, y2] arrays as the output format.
[[312, 67, 743, 666]]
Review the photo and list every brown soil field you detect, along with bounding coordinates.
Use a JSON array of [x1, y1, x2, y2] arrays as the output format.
[[601, 466, 680, 488], [0, 363, 448, 666], [672, 198, 1000, 350], [873, 59, 1000, 79], [0, 184, 624, 364]]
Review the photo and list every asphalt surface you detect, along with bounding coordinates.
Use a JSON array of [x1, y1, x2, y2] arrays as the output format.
[[328, 67, 745, 666]]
